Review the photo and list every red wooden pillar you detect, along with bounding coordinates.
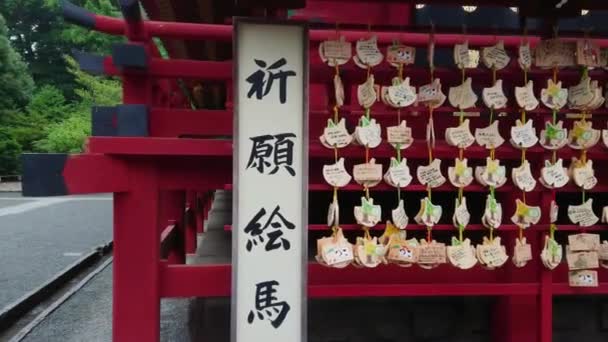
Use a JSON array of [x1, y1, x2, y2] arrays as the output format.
[[163, 191, 186, 264], [492, 185, 540, 342], [113, 162, 160, 341], [539, 189, 556, 342], [185, 191, 198, 254], [195, 192, 205, 233]]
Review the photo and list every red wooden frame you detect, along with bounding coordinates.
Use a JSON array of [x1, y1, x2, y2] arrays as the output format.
[[58, 2, 608, 341]]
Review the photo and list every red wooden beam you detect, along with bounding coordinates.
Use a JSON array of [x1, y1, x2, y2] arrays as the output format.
[[99, 54, 608, 84], [101, 56, 231, 80], [224, 182, 518, 192], [86, 11, 608, 47], [552, 283, 608, 295], [86, 137, 545, 160], [144, 106, 608, 139], [224, 224, 540, 231], [61, 150, 230, 194], [149, 108, 232, 137], [63, 154, 129, 194], [160, 263, 541, 298], [87, 137, 232, 156]]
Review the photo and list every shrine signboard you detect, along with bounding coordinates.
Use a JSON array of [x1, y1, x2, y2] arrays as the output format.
[[232, 19, 308, 342]]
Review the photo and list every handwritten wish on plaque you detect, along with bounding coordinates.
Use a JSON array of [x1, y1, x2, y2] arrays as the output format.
[[386, 121, 413, 148], [567, 199, 599, 227], [569, 270, 599, 287], [319, 37, 352, 66], [418, 242, 447, 265], [322, 158, 352, 187], [416, 159, 446, 188], [475, 121, 505, 148], [566, 250, 599, 271], [535, 39, 576, 68], [353, 159, 383, 187], [568, 233, 600, 252]]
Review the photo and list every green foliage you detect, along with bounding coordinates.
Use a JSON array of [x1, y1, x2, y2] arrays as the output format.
[[34, 55, 121, 153], [0, 0, 123, 172], [34, 112, 90, 153], [1, 0, 73, 95], [26, 85, 70, 122], [1, 85, 68, 151], [0, 128, 22, 175], [65, 55, 122, 107], [0, 13, 35, 110], [59, 0, 123, 54], [0, 0, 122, 98]]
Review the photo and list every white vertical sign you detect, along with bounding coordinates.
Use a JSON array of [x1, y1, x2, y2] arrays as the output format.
[[232, 19, 307, 342]]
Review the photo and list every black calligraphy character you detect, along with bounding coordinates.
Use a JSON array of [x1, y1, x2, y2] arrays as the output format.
[[246, 133, 296, 176], [246, 134, 274, 174], [243, 205, 295, 252], [270, 133, 296, 176], [246, 58, 296, 104], [247, 280, 290, 329]]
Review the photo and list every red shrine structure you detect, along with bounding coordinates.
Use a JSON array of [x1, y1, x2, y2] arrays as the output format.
[[22, 0, 608, 341]]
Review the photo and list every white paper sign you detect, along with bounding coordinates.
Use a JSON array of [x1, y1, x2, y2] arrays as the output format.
[[234, 20, 306, 342]]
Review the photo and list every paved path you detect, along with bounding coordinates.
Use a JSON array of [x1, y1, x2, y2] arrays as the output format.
[[0, 193, 112, 309], [21, 263, 190, 342]]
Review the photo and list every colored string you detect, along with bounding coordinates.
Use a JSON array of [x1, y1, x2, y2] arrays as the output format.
[[330, 37, 342, 233]]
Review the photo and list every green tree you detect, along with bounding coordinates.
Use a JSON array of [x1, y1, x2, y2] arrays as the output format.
[[35, 55, 121, 153], [0, 0, 122, 98], [0, 12, 34, 174], [65, 55, 121, 107], [26, 85, 70, 122], [0, 128, 22, 175], [0, 13, 35, 111], [59, 0, 123, 54], [34, 112, 90, 153], [2, 85, 68, 151]]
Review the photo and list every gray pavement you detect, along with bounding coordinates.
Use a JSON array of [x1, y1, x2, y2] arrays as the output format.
[[21, 263, 190, 342], [0, 193, 112, 309]]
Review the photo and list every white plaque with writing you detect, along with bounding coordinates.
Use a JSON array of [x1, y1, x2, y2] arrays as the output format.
[[233, 20, 307, 342]]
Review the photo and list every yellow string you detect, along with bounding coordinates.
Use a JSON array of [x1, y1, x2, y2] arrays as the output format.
[[330, 49, 341, 235], [363, 226, 371, 240], [486, 67, 498, 242], [428, 106, 434, 163], [519, 227, 523, 241]]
